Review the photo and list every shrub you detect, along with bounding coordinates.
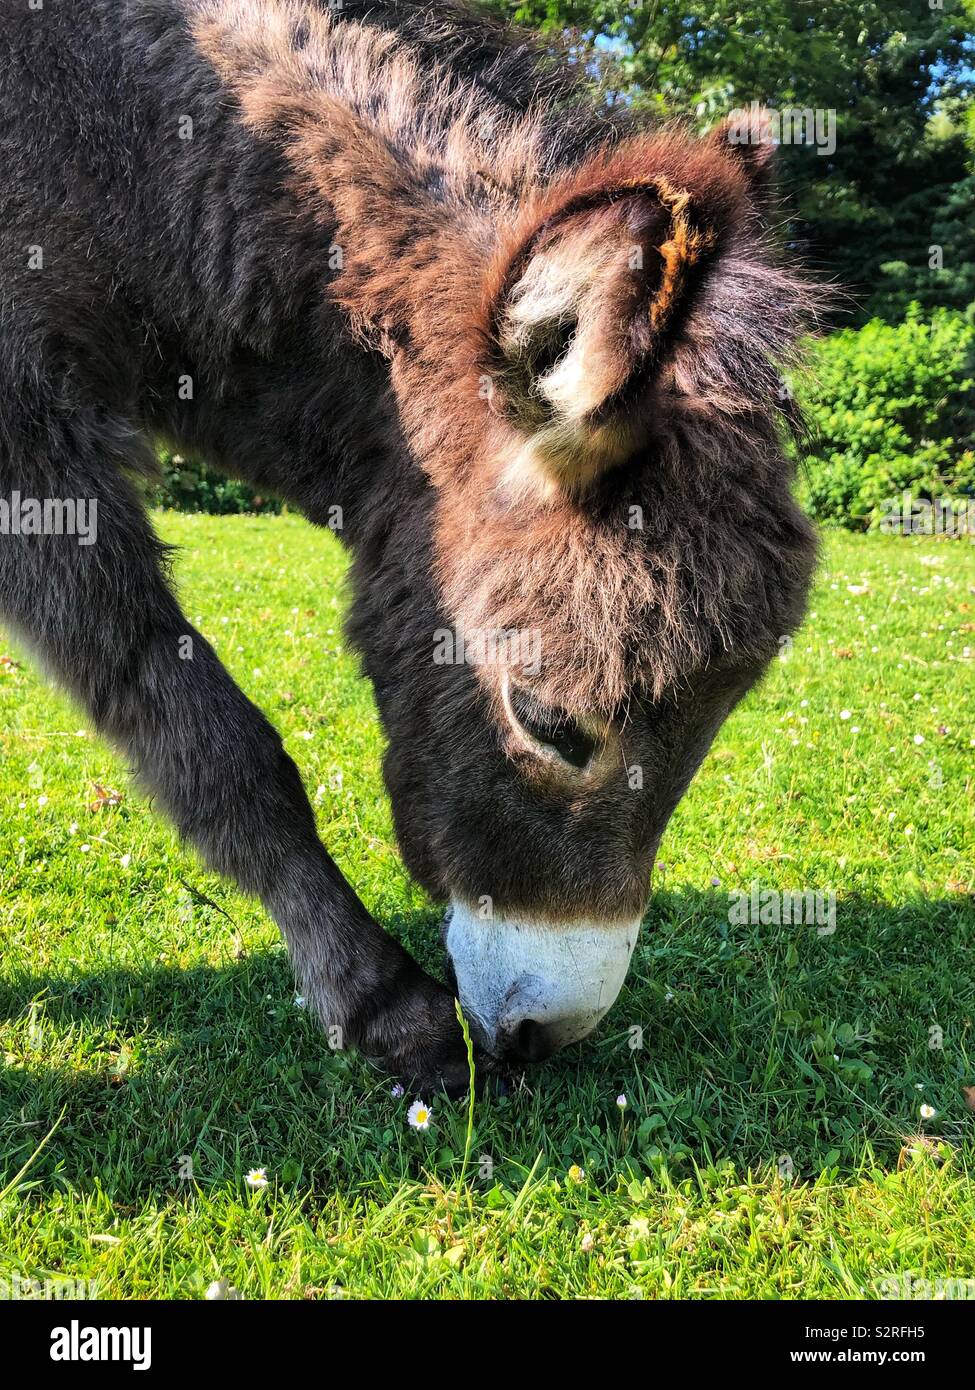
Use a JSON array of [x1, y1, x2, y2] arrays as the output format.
[[794, 305, 975, 529], [149, 451, 282, 515]]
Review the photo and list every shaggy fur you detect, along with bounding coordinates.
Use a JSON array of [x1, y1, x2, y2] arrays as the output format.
[[0, 0, 819, 1084]]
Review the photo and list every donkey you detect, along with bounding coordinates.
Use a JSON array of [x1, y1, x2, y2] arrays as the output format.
[[0, 0, 818, 1090]]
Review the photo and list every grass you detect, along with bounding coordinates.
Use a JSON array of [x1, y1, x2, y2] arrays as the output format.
[[1, 513, 973, 1300]]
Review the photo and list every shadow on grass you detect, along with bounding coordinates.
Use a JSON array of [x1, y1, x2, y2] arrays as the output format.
[[1, 890, 972, 1200]]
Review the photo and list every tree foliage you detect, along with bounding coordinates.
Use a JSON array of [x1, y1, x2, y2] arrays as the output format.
[[485, 0, 975, 322]]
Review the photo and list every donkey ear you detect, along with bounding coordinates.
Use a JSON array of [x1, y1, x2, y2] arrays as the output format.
[[708, 107, 778, 190], [492, 179, 717, 483]]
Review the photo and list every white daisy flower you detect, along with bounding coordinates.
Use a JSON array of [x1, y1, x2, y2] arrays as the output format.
[[407, 1100, 432, 1130], [245, 1168, 269, 1190], [205, 1278, 241, 1300]]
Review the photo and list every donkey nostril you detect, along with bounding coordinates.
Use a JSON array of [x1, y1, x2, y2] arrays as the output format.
[[505, 1017, 560, 1064]]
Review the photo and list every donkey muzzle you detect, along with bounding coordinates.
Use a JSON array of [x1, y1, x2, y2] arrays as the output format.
[[443, 901, 640, 1062]]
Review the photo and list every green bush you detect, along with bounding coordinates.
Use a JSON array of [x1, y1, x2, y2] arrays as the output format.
[[794, 305, 975, 529], [149, 451, 282, 515]]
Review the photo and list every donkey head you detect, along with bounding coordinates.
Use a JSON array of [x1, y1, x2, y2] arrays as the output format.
[[207, 12, 819, 1062], [340, 123, 818, 1062]]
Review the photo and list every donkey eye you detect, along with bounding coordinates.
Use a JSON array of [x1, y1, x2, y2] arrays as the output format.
[[508, 687, 599, 769]]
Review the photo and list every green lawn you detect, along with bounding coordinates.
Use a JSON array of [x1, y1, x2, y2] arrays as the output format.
[[1, 514, 973, 1299]]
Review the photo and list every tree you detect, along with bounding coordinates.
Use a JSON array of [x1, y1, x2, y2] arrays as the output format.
[[485, 0, 975, 322]]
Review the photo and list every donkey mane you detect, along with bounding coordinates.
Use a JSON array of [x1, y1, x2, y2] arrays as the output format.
[[192, 0, 621, 184], [189, 0, 821, 713]]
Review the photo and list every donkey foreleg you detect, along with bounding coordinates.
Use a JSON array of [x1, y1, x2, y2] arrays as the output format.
[[0, 414, 470, 1092]]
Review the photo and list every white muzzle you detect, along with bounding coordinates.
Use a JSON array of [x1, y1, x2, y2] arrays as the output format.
[[444, 900, 640, 1061]]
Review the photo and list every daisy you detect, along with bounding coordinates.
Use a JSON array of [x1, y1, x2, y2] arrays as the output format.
[[919, 1104, 936, 1121], [616, 1094, 628, 1110], [391, 1083, 405, 1098], [408, 1099, 432, 1130], [245, 1168, 269, 1190], [205, 1278, 241, 1300]]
